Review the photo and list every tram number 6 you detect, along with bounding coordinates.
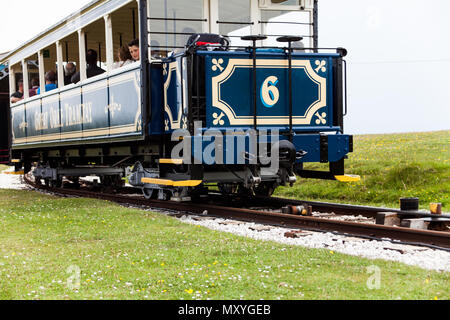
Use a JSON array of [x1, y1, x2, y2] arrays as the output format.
[[260, 76, 280, 108]]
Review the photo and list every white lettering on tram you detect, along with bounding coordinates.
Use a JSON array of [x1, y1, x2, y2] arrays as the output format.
[[32, 102, 95, 132], [34, 111, 48, 131], [64, 102, 93, 127], [50, 107, 62, 129]]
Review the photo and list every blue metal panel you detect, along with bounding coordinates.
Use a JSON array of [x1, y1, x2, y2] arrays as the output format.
[[292, 134, 352, 163], [328, 135, 351, 162], [189, 132, 280, 165], [10, 104, 26, 145], [60, 87, 82, 141], [82, 78, 109, 139], [150, 65, 164, 135], [199, 51, 336, 131], [162, 57, 188, 133], [41, 94, 61, 142], [292, 134, 322, 163], [108, 68, 142, 137], [25, 99, 42, 144], [11, 66, 144, 148]]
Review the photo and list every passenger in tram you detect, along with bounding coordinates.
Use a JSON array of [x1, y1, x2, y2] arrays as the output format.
[[71, 49, 106, 83], [37, 71, 57, 94], [10, 79, 24, 103], [64, 62, 76, 85], [128, 39, 140, 61], [29, 78, 39, 97], [114, 45, 133, 69]]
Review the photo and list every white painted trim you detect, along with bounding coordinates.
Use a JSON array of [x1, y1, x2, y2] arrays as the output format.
[[78, 29, 87, 82], [203, 0, 210, 33], [209, 0, 219, 34], [147, 1, 152, 60], [309, 10, 314, 50], [22, 60, 30, 99], [56, 41, 64, 88], [136, 0, 143, 63], [9, 64, 16, 97], [104, 14, 114, 72], [38, 50, 46, 94], [250, 0, 261, 36]]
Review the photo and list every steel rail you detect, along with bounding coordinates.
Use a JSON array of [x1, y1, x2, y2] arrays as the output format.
[[23, 175, 450, 249], [253, 196, 450, 219]]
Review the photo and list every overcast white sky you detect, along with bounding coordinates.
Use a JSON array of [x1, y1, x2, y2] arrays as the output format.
[[0, 0, 449, 134]]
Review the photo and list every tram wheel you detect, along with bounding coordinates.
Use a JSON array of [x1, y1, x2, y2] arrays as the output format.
[[254, 182, 277, 197], [142, 187, 157, 200], [50, 178, 63, 188]]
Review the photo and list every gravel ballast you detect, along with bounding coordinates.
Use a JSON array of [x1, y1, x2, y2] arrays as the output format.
[[178, 215, 450, 273]]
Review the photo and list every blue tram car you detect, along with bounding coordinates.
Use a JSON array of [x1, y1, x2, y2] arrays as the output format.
[[1, 0, 358, 200]]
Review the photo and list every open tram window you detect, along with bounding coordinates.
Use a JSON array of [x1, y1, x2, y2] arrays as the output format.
[[260, 9, 312, 49], [84, 18, 107, 73], [217, 0, 252, 47], [7, 58, 40, 102], [8, 63, 22, 104], [58, 32, 80, 86], [35, 44, 58, 95], [23, 55, 40, 98], [148, 0, 206, 58], [110, 1, 140, 67]]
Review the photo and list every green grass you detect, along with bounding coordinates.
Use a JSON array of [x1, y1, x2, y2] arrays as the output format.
[[0, 190, 448, 300], [276, 131, 450, 211]]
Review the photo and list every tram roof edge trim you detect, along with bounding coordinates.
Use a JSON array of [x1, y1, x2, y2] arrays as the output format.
[[0, 0, 133, 66]]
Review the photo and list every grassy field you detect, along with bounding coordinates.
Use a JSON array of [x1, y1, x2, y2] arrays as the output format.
[[0, 189, 448, 300], [276, 131, 450, 211]]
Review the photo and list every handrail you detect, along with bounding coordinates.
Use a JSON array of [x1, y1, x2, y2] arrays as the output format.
[[343, 59, 348, 116]]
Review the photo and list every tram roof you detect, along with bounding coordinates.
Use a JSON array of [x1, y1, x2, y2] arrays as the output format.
[[0, 0, 132, 66], [0, 53, 8, 62]]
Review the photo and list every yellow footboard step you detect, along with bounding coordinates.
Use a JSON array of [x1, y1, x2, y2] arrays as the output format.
[[335, 175, 361, 182], [4, 171, 24, 175], [159, 159, 184, 165], [141, 178, 202, 187]]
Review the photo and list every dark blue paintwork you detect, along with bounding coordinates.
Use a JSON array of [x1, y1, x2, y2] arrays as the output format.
[[11, 65, 143, 147], [159, 50, 351, 164]]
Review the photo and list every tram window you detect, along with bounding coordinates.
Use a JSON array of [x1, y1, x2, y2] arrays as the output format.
[[260, 10, 311, 48], [218, 0, 251, 47], [59, 32, 80, 86], [148, 0, 205, 57], [84, 18, 107, 71], [36, 44, 58, 94], [111, 1, 140, 64], [26, 55, 40, 97]]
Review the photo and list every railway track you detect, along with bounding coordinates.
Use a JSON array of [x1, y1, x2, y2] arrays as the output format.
[[23, 175, 450, 251]]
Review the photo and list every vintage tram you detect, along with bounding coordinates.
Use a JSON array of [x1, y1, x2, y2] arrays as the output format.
[[0, 0, 358, 200]]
